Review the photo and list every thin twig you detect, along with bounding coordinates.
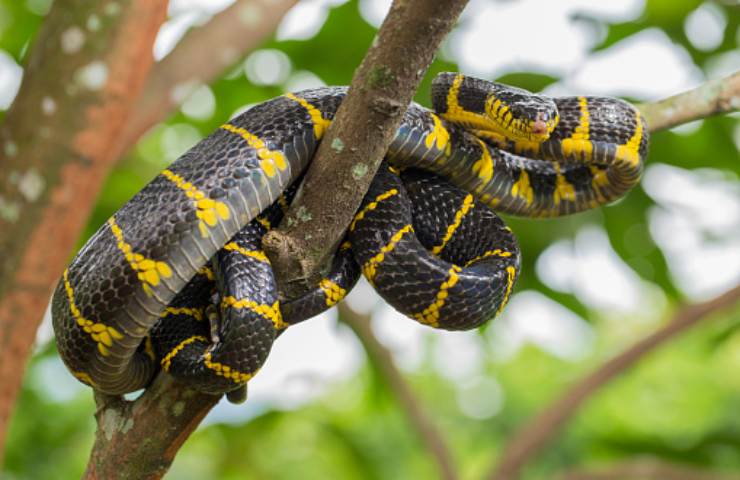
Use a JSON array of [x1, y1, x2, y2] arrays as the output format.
[[489, 283, 740, 480], [640, 70, 740, 132], [118, 0, 299, 151], [339, 303, 458, 480]]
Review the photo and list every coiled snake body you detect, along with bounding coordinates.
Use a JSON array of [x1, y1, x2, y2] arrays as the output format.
[[52, 73, 648, 398]]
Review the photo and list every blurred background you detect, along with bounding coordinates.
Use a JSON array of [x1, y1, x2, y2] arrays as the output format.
[[1, 0, 739, 478]]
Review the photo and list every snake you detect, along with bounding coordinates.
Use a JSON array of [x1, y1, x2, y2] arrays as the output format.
[[51, 72, 648, 400]]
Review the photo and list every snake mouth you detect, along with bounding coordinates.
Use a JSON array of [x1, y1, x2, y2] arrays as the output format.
[[443, 110, 557, 144], [500, 113, 558, 143], [532, 119, 548, 135], [522, 113, 559, 142]]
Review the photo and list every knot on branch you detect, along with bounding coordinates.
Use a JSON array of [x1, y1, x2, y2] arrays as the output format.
[[263, 230, 326, 299], [370, 97, 405, 117]]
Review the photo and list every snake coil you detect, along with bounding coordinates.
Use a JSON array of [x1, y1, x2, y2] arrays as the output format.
[[52, 73, 648, 398]]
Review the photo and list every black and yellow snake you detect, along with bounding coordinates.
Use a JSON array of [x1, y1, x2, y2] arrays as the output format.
[[52, 72, 648, 400]]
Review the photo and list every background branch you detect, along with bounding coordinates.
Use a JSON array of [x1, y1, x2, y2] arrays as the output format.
[[118, 0, 299, 152], [488, 283, 740, 480], [638, 70, 739, 132], [339, 303, 458, 480], [263, 0, 470, 300], [0, 0, 168, 460], [561, 459, 740, 480]]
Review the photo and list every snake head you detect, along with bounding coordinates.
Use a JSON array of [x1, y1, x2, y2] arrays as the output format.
[[484, 84, 558, 142], [432, 73, 558, 143]]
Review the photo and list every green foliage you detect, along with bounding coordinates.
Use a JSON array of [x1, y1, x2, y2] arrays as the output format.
[[0, 0, 44, 60], [4, 345, 92, 479], [2, 0, 739, 479]]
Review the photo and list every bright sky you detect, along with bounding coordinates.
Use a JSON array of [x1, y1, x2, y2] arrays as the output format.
[[6, 0, 738, 422]]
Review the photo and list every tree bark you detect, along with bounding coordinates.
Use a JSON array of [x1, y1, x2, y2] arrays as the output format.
[[83, 376, 219, 480], [0, 0, 167, 460]]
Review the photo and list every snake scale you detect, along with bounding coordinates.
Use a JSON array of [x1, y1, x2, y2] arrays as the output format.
[[52, 73, 648, 400]]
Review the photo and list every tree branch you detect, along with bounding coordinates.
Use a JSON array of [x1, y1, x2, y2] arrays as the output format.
[[488, 283, 740, 480], [561, 459, 740, 480], [0, 0, 168, 460], [78, 0, 469, 476], [639, 70, 740, 132], [262, 0, 470, 300], [339, 303, 458, 480], [83, 375, 219, 480], [118, 0, 299, 152], [77, 3, 301, 475]]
